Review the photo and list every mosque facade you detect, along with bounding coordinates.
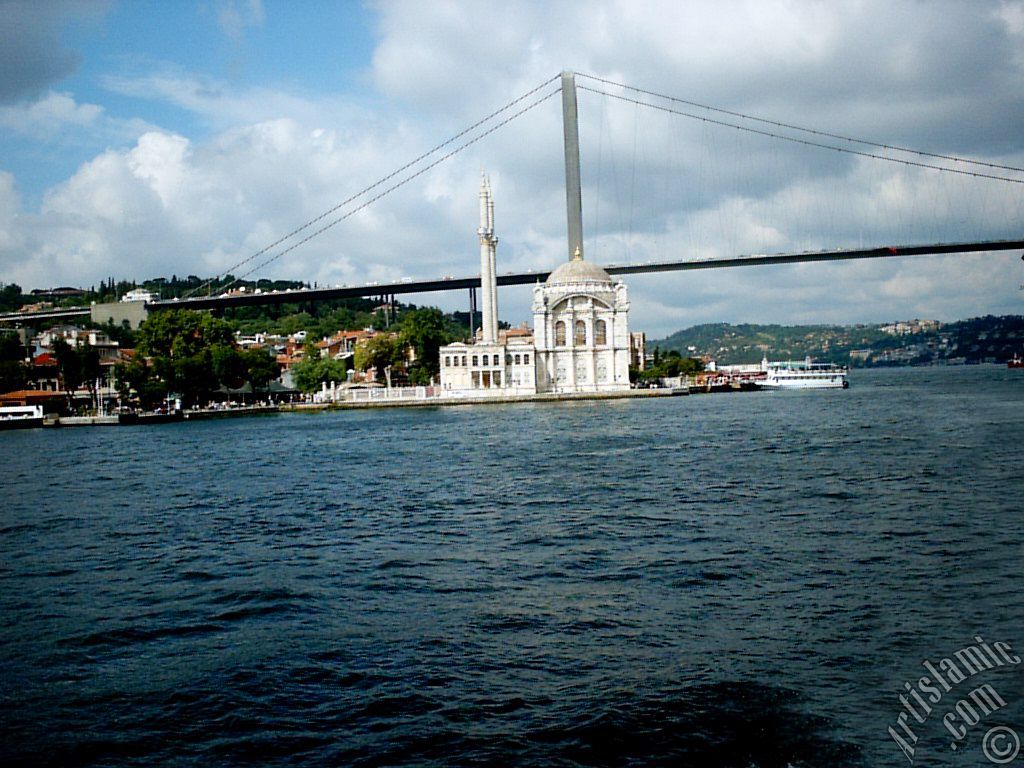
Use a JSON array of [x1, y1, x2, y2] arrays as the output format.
[[439, 178, 632, 395]]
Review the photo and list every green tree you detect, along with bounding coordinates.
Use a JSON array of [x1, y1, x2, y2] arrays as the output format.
[[138, 309, 234, 359], [354, 335, 403, 380], [52, 339, 84, 399], [211, 343, 245, 388], [243, 350, 280, 391], [115, 358, 167, 410], [399, 307, 451, 382], [0, 332, 27, 393], [135, 310, 237, 406], [242, 348, 279, 389], [291, 356, 349, 393], [0, 284, 25, 312], [173, 351, 216, 406], [78, 343, 102, 412]]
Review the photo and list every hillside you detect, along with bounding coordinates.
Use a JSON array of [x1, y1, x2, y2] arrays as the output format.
[[651, 315, 1024, 367]]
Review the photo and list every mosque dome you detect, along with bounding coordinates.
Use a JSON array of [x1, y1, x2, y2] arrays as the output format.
[[546, 250, 613, 285]]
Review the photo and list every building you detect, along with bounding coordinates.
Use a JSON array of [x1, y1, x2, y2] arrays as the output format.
[[30, 286, 85, 301], [629, 332, 647, 370], [439, 177, 632, 395], [439, 175, 537, 394], [35, 327, 120, 363], [121, 288, 159, 303], [531, 248, 631, 392]]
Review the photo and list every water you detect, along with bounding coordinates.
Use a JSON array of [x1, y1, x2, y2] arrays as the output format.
[[1, 366, 1022, 767]]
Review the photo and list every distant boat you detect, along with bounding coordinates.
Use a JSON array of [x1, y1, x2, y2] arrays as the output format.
[[758, 356, 849, 390], [1009, 354, 1023, 369], [0, 405, 44, 430]]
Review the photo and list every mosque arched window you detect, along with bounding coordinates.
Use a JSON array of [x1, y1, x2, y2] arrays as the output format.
[[514, 354, 521, 365], [472, 355, 479, 366], [595, 320, 607, 346], [574, 320, 587, 346], [444, 356, 451, 367], [524, 354, 530, 365], [555, 321, 566, 346]]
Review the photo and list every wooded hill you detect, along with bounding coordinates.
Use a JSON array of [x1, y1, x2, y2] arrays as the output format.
[[651, 316, 1024, 367]]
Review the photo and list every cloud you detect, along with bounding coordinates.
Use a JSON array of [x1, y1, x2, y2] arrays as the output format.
[[0, 90, 155, 145], [2, 0, 1023, 336], [216, 0, 264, 42], [0, 0, 108, 104], [0, 91, 101, 134], [101, 70, 371, 132]]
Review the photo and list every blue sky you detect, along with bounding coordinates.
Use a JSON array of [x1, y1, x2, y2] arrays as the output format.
[[1, 0, 1023, 336], [5, 1, 377, 203]]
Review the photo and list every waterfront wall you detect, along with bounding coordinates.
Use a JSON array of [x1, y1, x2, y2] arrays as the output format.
[[90, 301, 149, 330]]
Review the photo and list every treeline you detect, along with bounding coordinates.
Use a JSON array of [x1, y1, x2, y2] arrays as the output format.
[[0, 332, 28, 392], [111, 306, 463, 405], [225, 296, 389, 339], [652, 316, 1024, 366], [631, 348, 704, 384], [289, 307, 463, 390], [118, 310, 278, 408], [2, 275, 308, 308]]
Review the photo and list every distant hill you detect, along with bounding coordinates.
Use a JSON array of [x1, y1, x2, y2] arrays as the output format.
[[650, 315, 1024, 367]]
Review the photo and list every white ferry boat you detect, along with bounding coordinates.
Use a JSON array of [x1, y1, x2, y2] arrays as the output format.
[[0, 404, 45, 429], [757, 356, 849, 390]]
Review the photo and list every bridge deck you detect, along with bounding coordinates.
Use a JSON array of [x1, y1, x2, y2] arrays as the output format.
[[2, 238, 1020, 322]]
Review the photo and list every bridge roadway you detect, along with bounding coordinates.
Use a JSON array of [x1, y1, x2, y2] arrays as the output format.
[[2, 238, 1021, 323]]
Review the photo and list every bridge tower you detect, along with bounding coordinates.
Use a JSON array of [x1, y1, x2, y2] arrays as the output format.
[[561, 71, 584, 263]]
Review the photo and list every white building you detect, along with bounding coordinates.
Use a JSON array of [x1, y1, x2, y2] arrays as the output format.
[[439, 175, 538, 395], [439, 178, 631, 395], [532, 249, 631, 393], [121, 288, 159, 303]]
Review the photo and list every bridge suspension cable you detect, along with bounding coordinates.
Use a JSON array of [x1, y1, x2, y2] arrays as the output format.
[[577, 73, 1024, 176], [576, 87, 1024, 189], [225, 87, 560, 289], [184, 75, 561, 298]]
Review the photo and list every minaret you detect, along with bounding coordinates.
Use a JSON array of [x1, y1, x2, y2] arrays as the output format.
[[478, 173, 499, 343]]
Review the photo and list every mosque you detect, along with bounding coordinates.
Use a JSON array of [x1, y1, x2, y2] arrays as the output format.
[[439, 177, 632, 395]]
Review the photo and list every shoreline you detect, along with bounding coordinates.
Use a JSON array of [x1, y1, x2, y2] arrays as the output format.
[[38, 387, 690, 427]]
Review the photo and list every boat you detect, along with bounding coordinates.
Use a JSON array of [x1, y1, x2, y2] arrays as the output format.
[[0, 405, 45, 429], [757, 356, 849, 390], [1009, 354, 1023, 369]]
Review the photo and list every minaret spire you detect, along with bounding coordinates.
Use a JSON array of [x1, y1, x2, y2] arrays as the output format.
[[478, 173, 499, 344]]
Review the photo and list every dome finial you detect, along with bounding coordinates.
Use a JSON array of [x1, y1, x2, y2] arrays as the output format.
[[572, 245, 583, 262]]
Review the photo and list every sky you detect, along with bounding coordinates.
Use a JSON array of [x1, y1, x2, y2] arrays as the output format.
[[1, 0, 1023, 337]]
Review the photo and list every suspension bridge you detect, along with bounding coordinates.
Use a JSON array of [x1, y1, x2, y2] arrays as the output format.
[[3, 71, 1022, 329]]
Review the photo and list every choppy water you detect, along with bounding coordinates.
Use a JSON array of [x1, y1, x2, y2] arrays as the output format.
[[2, 366, 1022, 767]]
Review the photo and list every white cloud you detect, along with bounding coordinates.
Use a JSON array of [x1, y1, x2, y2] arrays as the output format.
[[0, 91, 100, 134], [216, 0, 265, 41], [0, 90, 151, 142], [0, 0, 109, 104], [2, 0, 1023, 335]]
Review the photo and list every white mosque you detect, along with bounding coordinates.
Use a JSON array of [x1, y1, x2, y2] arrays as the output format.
[[439, 177, 632, 395]]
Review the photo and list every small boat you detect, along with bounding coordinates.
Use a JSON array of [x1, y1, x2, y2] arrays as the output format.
[[757, 356, 849, 390], [0, 405, 45, 430], [1010, 354, 1024, 369]]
